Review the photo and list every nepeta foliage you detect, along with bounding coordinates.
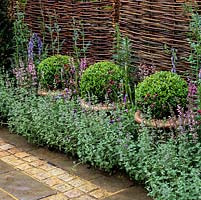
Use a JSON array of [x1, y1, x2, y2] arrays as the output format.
[[13, 5, 30, 68], [188, 11, 201, 78]]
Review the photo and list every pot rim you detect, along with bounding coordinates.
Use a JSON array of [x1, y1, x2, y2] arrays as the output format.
[[80, 99, 116, 111], [134, 110, 180, 128]]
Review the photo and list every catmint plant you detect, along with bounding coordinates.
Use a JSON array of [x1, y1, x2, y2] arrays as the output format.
[[199, 68, 201, 80], [13, 33, 43, 89], [79, 57, 87, 76], [13, 4, 30, 68], [164, 45, 177, 73], [45, 11, 64, 55], [137, 63, 156, 81], [27, 33, 42, 87], [176, 79, 199, 141], [72, 18, 90, 65], [113, 24, 135, 106], [188, 12, 201, 78], [28, 33, 43, 62], [170, 48, 177, 73], [13, 58, 28, 87]]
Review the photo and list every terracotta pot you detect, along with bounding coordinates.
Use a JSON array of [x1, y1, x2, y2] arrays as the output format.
[[134, 110, 180, 129], [80, 99, 116, 111], [37, 89, 65, 96]]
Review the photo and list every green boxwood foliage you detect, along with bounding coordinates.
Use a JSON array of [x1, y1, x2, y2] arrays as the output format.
[[80, 61, 124, 103], [37, 55, 73, 90], [135, 71, 188, 119]]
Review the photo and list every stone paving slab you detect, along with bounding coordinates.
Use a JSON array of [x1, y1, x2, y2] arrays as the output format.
[[29, 149, 103, 181], [0, 170, 56, 200], [90, 175, 133, 193], [0, 160, 15, 174], [0, 128, 152, 200], [103, 187, 153, 200], [0, 189, 15, 200]]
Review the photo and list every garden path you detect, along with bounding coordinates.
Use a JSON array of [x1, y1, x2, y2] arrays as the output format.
[[0, 127, 152, 200]]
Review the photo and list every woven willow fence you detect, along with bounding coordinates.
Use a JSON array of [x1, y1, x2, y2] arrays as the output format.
[[24, 0, 199, 72], [25, 0, 115, 62], [119, 0, 199, 73]]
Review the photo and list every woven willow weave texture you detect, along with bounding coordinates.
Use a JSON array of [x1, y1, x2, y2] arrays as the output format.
[[119, 0, 198, 72], [25, 0, 115, 62], [24, 0, 200, 72]]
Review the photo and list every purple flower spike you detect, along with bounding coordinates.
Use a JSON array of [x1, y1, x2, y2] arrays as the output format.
[[188, 80, 197, 97], [28, 38, 34, 61], [28, 33, 43, 61], [199, 68, 201, 80], [123, 94, 127, 104], [80, 58, 87, 70], [110, 119, 115, 124], [171, 48, 177, 73], [171, 67, 176, 73]]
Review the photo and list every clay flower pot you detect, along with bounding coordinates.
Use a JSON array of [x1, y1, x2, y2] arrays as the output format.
[[80, 99, 116, 111], [37, 89, 65, 97], [134, 110, 180, 129]]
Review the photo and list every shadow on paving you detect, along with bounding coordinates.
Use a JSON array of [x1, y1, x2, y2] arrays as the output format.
[[103, 187, 153, 200], [0, 127, 152, 200]]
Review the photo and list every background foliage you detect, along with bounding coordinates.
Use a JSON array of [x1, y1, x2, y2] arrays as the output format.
[[0, 0, 14, 70]]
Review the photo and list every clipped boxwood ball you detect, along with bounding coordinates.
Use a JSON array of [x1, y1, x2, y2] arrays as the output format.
[[135, 71, 188, 119], [37, 55, 73, 89], [80, 61, 124, 103]]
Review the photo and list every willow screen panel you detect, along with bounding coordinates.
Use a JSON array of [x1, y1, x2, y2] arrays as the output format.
[[119, 0, 195, 72], [24, 0, 199, 72], [25, 0, 115, 61]]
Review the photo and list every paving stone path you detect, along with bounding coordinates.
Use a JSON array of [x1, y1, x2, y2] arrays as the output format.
[[0, 127, 152, 200]]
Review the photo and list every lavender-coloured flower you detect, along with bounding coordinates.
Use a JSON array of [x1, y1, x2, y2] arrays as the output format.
[[28, 33, 43, 61], [177, 103, 199, 139], [79, 57, 88, 77], [28, 38, 34, 61], [80, 57, 87, 72], [171, 54, 175, 68], [64, 88, 69, 94], [70, 67, 76, 74], [188, 80, 197, 97], [199, 68, 201, 80], [138, 63, 156, 81], [170, 48, 177, 73], [123, 94, 127, 104], [53, 95, 63, 100], [109, 119, 115, 124], [36, 34, 43, 57], [171, 66, 176, 73]]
